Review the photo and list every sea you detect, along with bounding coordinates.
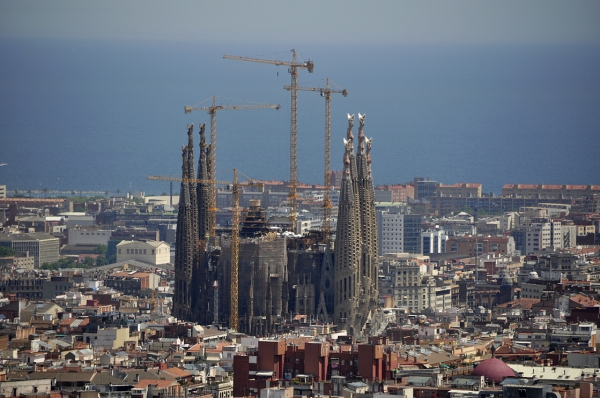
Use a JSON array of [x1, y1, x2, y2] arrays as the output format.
[[1, 38, 599, 197]]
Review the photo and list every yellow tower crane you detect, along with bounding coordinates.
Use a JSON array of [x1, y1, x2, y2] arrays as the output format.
[[284, 78, 347, 243], [148, 170, 251, 331], [184, 96, 279, 237], [229, 169, 240, 331], [223, 50, 314, 233]]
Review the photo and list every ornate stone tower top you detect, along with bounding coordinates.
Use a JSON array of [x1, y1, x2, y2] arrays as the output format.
[[346, 113, 355, 146], [357, 113, 366, 152]]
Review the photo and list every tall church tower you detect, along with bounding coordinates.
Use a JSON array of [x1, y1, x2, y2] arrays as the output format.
[[334, 114, 378, 336], [173, 125, 199, 320]]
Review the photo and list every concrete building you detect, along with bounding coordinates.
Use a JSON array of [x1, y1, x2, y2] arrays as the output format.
[[104, 270, 160, 296], [68, 226, 111, 246], [375, 184, 414, 203], [522, 218, 563, 254], [58, 212, 95, 228], [42, 276, 75, 299], [0, 232, 59, 268], [0, 277, 45, 299], [84, 326, 138, 350], [502, 183, 600, 199], [422, 228, 448, 254], [391, 260, 435, 312], [377, 208, 422, 255], [413, 177, 438, 200], [0, 185, 6, 199], [446, 235, 515, 256], [116, 240, 170, 265], [436, 183, 482, 198]]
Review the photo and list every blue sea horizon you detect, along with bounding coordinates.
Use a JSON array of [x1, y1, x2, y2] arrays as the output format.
[[1, 38, 599, 196]]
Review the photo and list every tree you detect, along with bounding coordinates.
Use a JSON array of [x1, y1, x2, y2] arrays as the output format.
[[93, 245, 108, 255], [0, 247, 16, 257], [82, 256, 95, 268], [43, 187, 48, 198]]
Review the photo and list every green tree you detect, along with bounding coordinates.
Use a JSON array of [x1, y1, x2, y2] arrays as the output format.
[[43, 187, 48, 198], [93, 245, 108, 255], [411, 205, 426, 214], [82, 256, 95, 268], [0, 247, 16, 257], [41, 262, 58, 270]]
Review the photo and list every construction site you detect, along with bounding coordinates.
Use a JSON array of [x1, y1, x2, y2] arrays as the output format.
[[167, 51, 379, 337]]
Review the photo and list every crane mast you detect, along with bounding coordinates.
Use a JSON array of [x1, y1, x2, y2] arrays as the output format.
[[224, 50, 314, 233], [230, 169, 240, 331], [184, 96, 279, 237], [284, 78, 348, 243], [289, 52, 299, 234]]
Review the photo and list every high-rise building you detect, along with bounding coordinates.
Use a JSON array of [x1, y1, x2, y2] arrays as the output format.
[[377, 208, 423, 255], [522, 218, 563, 254], [413, 177, 438, 200]]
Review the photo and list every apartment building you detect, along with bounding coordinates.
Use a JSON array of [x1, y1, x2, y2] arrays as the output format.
[[377, 208, 422, 255], [436, 183, 482, 198], [446, 235, 515, 256], [391, 260, 435, 312], [522, 218, 563, 254], [422, 228, 448, 254], [502, 184, 600, 199], [0, 232, 59, 268]]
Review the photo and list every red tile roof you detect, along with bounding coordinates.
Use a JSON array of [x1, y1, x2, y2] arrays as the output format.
[[496, 298, 540, 310]]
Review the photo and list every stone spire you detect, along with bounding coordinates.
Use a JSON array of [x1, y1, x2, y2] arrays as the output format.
[[334, 114, 360, 334], [196, 123, 210, 241], [355, 114, 378, 325], [174, 126, 198, 320], [186, 125, 199, 247], [333, 113, 378, 336]]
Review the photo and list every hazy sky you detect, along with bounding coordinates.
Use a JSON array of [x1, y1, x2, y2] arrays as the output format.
[[1, 0, 599, 45]]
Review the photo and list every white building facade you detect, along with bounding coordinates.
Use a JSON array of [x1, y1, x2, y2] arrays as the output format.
[[68, 227, 111, 246], [116, 240, 170, 265]]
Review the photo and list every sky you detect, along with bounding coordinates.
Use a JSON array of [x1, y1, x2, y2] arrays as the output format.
[[1, 1, 600, 45]]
